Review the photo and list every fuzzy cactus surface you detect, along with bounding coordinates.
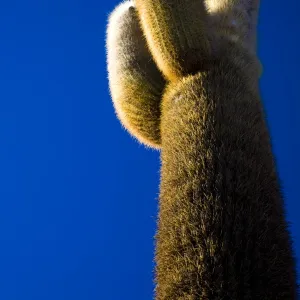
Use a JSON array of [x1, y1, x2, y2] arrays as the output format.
[[106, 0, 298, 299]]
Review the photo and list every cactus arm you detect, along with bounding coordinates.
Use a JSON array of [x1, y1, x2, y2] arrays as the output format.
[[205, 0, 261, 54], [135, 0, 212, 81], [106, 1, 166, 149]]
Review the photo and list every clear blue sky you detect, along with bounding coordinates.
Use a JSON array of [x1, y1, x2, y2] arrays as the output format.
[[0, 0, 299, 299]]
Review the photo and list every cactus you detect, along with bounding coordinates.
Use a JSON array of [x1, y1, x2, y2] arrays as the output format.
[[106, 0, 298, 299], [106, 1, 165, 148]]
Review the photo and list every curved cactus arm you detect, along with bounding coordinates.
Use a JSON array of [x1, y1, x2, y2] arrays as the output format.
[[106, 1, 166, 149], [205, 0, 260, 54], [135, 0, 212, 81]]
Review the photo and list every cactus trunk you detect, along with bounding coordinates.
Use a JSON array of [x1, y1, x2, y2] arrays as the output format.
[[156, 59, 298, 299]]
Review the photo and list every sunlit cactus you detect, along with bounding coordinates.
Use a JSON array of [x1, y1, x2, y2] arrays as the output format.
[[106, 1, 165, 148], [106, 0, 298, 298]]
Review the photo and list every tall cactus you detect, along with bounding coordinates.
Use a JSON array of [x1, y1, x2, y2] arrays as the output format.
[[106, 0, 298, 299]]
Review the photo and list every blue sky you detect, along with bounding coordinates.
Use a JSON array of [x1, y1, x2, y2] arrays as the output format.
[[0, 0, 299, 299]]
